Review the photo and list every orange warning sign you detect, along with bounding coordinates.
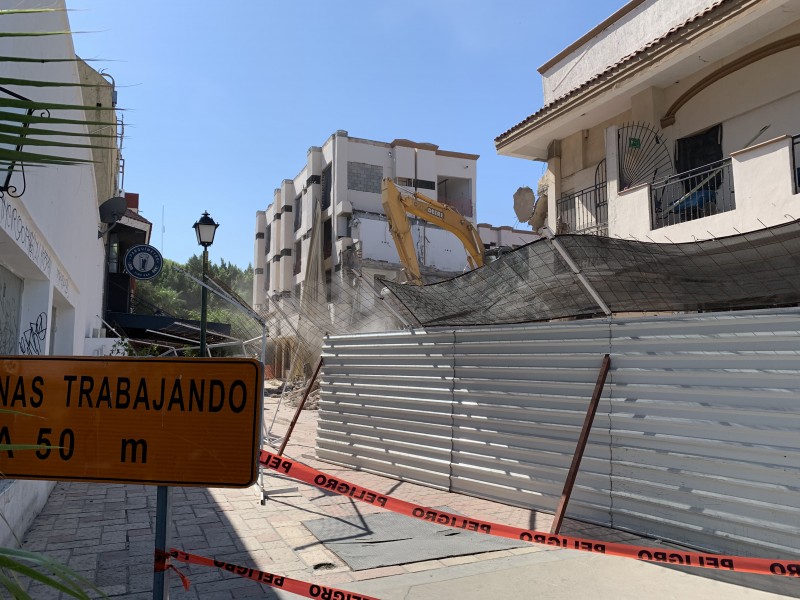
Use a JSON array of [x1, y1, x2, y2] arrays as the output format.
[[0, 357, 262, 487]]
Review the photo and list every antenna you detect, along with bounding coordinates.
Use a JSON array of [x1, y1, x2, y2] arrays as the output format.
[[161, 205, 165, 251]]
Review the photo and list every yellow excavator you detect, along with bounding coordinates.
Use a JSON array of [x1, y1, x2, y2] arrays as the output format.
[[381, 177, 485, 285]]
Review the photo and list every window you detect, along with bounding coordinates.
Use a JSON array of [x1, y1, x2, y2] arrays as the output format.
[[321, 164, 332, 210], [293, 195, 302, 231], [323, 219, 332, 259], [293, 240, 302, 275], [396, 177, 436, 191], [676, 125, 722, 177], [108, 234, 120, 273]]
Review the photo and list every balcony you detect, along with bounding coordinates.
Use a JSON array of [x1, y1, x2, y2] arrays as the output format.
[[608, 135, 797, 242], [556, 182, 608, 235], [650, 158, 735, 230]]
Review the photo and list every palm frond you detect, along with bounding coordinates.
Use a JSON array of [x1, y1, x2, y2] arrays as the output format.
[[0, 148, 92, 165], [0, 98, 117, 112], [0, 409, 41, 417], [0, 56, 106, 63], [0, 111, 114, 127], [0, 123, 116, 138], [0, 133, 112, 150], [0, 9, 64, 15], [0, 32, 71, 38], [0, 547, 106, 599], [0, 77, 105, 88]]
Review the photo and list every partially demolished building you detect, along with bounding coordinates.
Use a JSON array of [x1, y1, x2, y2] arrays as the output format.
[[314, 0, 800, 562]]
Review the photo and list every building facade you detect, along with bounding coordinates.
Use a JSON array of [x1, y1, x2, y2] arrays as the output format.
[[0, 1, 123, 547], [253, 133, 486, 312], [496, 0, 800, 243]]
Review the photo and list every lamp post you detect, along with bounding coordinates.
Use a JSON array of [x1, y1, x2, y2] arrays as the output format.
[[193, 211, 219, 357]]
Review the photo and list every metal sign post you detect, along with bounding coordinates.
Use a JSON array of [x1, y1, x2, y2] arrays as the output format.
[[153, 486, 171, 600]]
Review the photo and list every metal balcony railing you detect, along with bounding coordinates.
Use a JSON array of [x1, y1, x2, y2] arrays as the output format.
[[556, 183, 608, 235], [650, 158, 734, 229]]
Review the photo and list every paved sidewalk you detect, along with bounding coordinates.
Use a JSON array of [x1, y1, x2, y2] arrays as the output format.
[[20, 397, 799, 599]]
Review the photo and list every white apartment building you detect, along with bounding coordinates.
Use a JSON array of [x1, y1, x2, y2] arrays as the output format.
[[253, 132, 502, 312], [496, 0, 800, 243]]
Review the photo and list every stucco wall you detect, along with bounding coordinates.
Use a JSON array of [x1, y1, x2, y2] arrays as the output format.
[[0, 2, 106, 350], [663, 41, 800, 148], [541, 0, 719, 104], [0, 0, 108, 549]]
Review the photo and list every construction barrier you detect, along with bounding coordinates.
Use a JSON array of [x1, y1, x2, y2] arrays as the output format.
[[259, 450, 800, 578], [164, 549, 380, 600]]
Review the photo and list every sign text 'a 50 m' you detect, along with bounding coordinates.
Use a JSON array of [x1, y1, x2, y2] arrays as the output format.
[[0, 357, 262, 487]]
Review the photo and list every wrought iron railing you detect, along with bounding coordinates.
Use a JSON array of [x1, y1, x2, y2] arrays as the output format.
[[650, 158, 734, 229], [556, 183, 608, 235]]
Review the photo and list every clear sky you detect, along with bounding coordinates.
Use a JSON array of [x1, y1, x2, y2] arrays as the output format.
[[69, 0, 624, 269]]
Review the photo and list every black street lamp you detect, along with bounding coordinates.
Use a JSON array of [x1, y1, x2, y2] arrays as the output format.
[[193, 211, 219, 356]]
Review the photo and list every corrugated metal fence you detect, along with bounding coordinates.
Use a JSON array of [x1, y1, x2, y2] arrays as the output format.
[[317, 308, 800, 558]]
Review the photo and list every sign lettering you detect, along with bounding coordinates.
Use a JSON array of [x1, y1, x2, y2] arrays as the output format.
[[0, 357, 262, 487]]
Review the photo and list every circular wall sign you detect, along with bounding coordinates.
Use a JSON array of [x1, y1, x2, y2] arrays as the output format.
[[124, 244, 163, 280]]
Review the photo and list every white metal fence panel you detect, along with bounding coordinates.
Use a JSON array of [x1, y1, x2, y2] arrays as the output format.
[[449, 321, 613, 525], [317, 308, 800, 557], [607, 311, 800, 557], [318, 330, 456, 489]]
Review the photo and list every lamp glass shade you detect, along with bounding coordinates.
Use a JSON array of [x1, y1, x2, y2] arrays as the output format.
[[193, 211, 219, 247]]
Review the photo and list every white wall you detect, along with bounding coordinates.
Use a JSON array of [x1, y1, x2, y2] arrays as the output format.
[[0, 1, 105, 355], [0, 0, 106, 549], [478, 225, 539, 248], [541, 0, 719, 104], [355, 215, 476, 273], [662, 43, 800, 149], [608, 136, 798, 241]]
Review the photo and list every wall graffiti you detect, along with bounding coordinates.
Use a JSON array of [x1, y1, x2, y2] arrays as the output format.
[[0, 196, 52, 276], [0, 266, 22, 355], [19, 312, 47, 355], [56, 268, 71, 300]]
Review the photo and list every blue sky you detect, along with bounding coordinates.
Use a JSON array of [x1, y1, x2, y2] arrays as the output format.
[[69, 1, 623, 269]]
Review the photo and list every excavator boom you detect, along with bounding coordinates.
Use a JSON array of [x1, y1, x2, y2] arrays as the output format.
[[381, 178, 484, 285]]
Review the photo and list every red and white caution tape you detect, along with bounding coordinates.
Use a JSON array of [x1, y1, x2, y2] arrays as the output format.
[[166, 549, 380, 600], [259, 450, 800, 578]]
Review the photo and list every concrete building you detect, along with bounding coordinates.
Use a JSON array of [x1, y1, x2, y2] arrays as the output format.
[[495, 0, 800, 243], [254, 132, 536, 313], [0, 1, 124, 547]]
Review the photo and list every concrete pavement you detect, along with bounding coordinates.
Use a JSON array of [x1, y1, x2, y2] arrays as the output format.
[[19, 396, 799, 599]]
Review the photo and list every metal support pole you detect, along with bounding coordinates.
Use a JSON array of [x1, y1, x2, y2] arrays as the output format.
[[199, 247, 209, 357], [153, 485, 171, 600], [277, 357, 323, 456], [551, 354, 611, 534], [543, 227, 612, 316]]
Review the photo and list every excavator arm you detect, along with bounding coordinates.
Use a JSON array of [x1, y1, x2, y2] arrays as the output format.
[[381, 177, 484, 285]]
